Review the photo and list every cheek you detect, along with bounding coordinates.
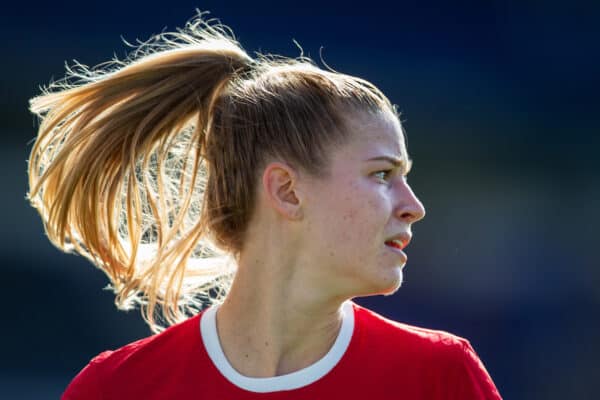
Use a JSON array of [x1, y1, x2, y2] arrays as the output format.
[[338, 203, 382, 245], [316, 182, 386, 245]]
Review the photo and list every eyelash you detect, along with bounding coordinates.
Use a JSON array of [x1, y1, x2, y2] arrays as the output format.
[[373, 169, 407, 183], [373, 170, 394, 182]]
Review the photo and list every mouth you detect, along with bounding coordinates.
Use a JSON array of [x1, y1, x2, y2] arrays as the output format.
[[384, 231, 411, 251], [384, 236, 409, 264], [384, 238, 407, 250]]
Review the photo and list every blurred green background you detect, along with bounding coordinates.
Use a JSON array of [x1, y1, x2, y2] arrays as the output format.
[[2, 1, 598, 398]]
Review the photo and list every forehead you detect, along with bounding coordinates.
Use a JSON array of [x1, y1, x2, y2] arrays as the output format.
[[335, 110, 409, 166]]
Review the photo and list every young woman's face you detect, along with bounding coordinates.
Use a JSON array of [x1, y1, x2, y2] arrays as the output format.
[[299, 110, 426, 298]]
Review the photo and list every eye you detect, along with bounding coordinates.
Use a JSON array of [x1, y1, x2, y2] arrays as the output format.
[[372, 169, 394, 182]]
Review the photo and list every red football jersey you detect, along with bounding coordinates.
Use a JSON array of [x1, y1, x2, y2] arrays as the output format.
[[62, 301, 502, 399]]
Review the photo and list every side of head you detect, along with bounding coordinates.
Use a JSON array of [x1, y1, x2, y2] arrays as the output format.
[[27, 12, 400, 332], [252, 109, 426, 299], [206, 61, 399, 255]]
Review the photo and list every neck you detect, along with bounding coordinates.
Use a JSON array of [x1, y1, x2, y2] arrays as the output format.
[[215, 239, 350, 377]]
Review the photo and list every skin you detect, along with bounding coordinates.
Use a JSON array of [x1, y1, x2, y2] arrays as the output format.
[[216, 109, 426, 378]]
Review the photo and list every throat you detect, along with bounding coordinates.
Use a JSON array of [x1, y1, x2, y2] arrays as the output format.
[[215, 303, 344, 378]]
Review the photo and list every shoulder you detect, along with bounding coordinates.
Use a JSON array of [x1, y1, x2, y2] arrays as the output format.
[[62, 312, 204, 399], [352, 301, 469, 351], [97, 312, 202, 368], [351, 302, 502, 399]]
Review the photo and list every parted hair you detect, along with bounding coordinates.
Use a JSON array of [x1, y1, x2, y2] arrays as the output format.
[[27, 11, 398, 332]]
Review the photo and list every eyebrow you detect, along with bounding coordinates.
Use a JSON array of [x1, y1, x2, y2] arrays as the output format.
[[366, 156, 413, 174]]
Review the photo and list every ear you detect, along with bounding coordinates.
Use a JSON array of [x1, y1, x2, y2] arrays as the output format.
[[261, 162, 303, 220]]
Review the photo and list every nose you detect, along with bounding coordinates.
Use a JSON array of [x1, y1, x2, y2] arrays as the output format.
[[394, 179, 426, 224]]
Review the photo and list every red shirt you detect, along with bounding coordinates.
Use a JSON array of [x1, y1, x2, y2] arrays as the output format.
[[62, 301, 502, 399]]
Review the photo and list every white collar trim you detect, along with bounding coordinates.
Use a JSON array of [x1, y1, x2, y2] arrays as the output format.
[[200, 300, 355, 393]]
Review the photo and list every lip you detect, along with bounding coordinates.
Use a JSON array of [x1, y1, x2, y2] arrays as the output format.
[[384, 233, 412, 250], [384, 244, 408, 263], [384, 233, 411, 263]]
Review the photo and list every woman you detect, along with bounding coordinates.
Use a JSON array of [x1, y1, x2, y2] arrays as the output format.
[[28, 12, 502, 399]]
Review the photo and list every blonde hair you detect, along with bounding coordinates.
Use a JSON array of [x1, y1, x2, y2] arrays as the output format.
[[27, 11, 398, 332]]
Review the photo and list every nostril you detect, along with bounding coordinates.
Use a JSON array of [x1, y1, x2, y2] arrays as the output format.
[[400, 212, 417, 222], [394, 198, 426, 222], [400, 209, 424, 223]]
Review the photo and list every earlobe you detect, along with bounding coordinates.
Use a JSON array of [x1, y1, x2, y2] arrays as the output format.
[[262, 162, 303, 220]]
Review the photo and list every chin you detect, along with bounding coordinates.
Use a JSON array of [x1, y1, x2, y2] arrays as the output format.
[[380, 267, 404, 295], [382, 284, 402, 297], [356, 270, 404, 298], [381, 278, 403, 296]]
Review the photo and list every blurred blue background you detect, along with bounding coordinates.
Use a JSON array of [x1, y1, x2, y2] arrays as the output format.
[[2, 0, 598, 398]]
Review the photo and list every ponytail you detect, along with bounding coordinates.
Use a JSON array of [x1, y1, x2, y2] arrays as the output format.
[[28, 13, 251, 332], [28, 11, 398, 333]]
